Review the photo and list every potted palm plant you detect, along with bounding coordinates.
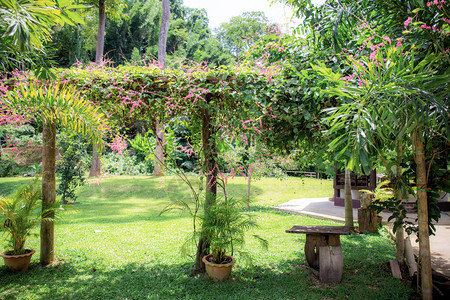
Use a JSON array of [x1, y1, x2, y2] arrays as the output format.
[[161, 173, 268, 282], [0, 177, 55, 271], [200, 196, 268, 282]]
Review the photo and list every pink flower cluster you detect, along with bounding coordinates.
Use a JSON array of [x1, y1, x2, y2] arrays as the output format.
[[369, 42, 385, 60], [420, 24, 440, 31], [109, 135, 127, 157], [177, 142, 197, 158], [427, 0, 446, 9], [404, 17, 413, 29], [184, 87, 210, 104]]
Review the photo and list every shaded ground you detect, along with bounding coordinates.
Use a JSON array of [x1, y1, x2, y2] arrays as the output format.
[[276, 197, 450, 277]]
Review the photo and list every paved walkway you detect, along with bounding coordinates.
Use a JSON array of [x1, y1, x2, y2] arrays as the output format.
[[275, 198, 450, 277]]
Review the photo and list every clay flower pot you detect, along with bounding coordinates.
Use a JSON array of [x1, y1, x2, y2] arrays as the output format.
[[202, 254, 236, 282], [1, 249, 35, 272]]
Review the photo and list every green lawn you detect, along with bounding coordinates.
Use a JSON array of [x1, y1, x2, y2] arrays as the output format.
[[0, 176, 412, 299]]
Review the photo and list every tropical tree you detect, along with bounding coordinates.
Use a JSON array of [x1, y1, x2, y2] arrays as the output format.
[[0, 0, 85, 75], [216, 11, 269, 61], [105, 0, 161, 65], [88, 0, 125, 65], [315, 43, 449, 299], [88, 0, 125, 177], [153, 0, 170, 176], [274, 1, 449, 297], [2, 83, 109, 265]]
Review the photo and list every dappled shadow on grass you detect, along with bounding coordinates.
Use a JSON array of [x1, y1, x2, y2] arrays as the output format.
[[0, 178, 32, 197], [0, 250, 412, 300]]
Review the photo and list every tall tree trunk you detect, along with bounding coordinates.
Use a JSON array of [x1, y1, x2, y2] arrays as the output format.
[[194, 102, 217, 274], [89, 0, 106, 177], [95, 0, 106, 65], [414, 133, 433, 300], [89, 148, 102, 177], [344, 167, 353, 227], [41, 121, 56, 266], [158, 0, 170, 68], [395, 143, 405, 264], [153, 0, 170, 176]]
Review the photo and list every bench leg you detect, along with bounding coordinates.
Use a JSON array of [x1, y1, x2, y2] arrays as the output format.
[[319, 245, 344, 283], [304, 234, 327, 268]]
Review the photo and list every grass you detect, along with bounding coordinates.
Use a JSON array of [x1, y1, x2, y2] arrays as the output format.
[[0, 175, 413, 299]]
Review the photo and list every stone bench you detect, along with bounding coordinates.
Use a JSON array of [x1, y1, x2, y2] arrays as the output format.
[[286, 225, 352, 283]]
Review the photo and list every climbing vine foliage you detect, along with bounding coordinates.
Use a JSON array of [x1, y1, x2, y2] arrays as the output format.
[[56, 62, 280, 137]]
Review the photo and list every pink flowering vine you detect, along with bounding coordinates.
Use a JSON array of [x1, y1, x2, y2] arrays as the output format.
[[109, 135, 127, 157]]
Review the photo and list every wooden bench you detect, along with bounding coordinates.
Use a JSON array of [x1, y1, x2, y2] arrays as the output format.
[[285, 171, 318, 178], [286, 225, 352, 283]]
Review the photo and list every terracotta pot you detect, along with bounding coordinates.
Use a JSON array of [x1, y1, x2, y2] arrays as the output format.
[[1, 249, 35, 272], [202, 254, 235, 282]]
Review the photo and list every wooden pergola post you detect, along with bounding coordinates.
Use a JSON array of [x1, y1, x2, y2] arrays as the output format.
[[194, 93, 218, 274]]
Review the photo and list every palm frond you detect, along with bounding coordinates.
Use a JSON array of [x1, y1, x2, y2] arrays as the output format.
[[4, 83, 109, 150]]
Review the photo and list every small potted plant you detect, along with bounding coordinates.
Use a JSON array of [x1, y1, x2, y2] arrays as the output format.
[[0, 177, 55, 271], [200, 196, 268, 282]]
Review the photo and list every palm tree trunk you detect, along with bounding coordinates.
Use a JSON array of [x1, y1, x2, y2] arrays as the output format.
[[344, 167, 353, 227], [158, 0, 170, 68], [41, 121, 56, 266], [89, 148, 102, 177], [414, 133, 432, 300]]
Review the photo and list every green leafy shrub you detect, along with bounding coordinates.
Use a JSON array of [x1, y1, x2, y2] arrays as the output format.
[[56, 132, 89, 203], [129, 132, 155, 162], [0, 155, 29, 177], [0, 124, 42, 147], [101, 152, 153, 175]]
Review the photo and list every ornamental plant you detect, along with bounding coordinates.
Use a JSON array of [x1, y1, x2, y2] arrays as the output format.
[[1, 82, 109, 266], [201, 195, 268, 264], [310, 7, 449, 297], [0, 177, 59, 255], [162, 179, 268, 265]]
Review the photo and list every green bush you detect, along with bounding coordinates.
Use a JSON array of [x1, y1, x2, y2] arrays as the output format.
[[0, 124, 42, 147], [102, 152, 153, 175], [0, 155, 28, 177], [56, 132, 89, 203]]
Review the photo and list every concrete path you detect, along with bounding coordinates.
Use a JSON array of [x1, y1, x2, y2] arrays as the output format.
[[410, 226, 450, 277], [275, 198, 450, 277]]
